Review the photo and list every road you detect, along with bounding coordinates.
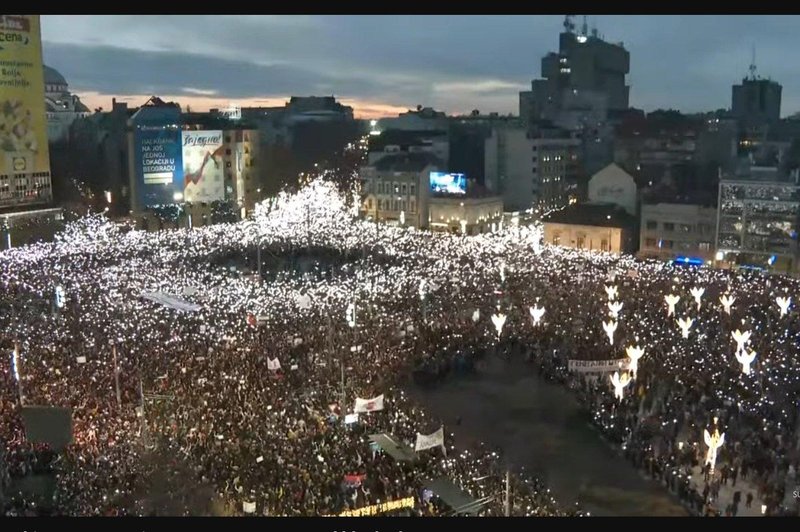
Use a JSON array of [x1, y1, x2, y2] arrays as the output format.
[[409, 355, 688, 516]]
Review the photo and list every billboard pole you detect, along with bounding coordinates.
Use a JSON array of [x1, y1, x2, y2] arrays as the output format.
[[257, 241, 262, 279]]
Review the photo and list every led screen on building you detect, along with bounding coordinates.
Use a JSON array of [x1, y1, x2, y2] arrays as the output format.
[[135, 126, 183, 207], [430, 171, 466, 195], [0, 15, 50, 177], [182, 130, 224, 202]]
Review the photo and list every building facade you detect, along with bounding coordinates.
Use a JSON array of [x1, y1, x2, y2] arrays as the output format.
[[519, 17, 629, 127], [44, 65, 90, 143], [715, 171, 800, 272], [428, 195, 503, 235], [732, 77, 782, 127], [127, 98, 260, 228], [376, 107, 448, 132], [367, 129, 449, 168], [587, 163, 637, 216], [542, 203, 636, 254], [359, 152, 441, 228], [639, 203, 717, 262], [0, 15, 53, 211], [484, 126, 580, 212]]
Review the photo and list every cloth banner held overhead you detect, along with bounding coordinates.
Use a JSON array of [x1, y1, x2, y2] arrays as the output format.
[[140, 292, 201, 312], [267, 358, 281, 371], [415, 426, 445, 452], [242, 501, 256, 514], [568, 359, 630, 373], [354, 394, 384, 413], [344, 473, 366, 487]]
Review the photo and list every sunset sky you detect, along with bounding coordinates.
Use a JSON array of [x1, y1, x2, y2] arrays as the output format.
[[40, 15, 800, 118]]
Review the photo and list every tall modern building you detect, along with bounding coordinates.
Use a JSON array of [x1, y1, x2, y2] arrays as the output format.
[[519, 15, 630, 127], [731, 58, 782, 127]]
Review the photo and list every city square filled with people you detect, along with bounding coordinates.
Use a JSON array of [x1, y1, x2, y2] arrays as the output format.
[[1, 177, 799, 516]]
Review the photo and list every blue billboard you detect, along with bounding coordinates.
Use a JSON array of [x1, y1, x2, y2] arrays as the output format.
[[135, 126, 183, 207], [429, 172, 466, 195]]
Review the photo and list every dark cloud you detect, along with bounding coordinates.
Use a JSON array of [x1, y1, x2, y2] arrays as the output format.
[[42, 42, 400, 102], [40, 15, 800, 116]]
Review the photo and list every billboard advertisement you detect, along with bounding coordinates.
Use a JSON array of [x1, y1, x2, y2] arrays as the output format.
[[429, 172, 466, 195], [181, 130, 225, 202], [0, 15, 50, 177], [135, 126, 183, 207]]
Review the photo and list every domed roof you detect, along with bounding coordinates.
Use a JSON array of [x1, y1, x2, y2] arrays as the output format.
[[44, 65, 67, 86]]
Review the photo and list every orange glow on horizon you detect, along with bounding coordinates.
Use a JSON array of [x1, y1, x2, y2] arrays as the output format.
[[75, 91, 409, 119]]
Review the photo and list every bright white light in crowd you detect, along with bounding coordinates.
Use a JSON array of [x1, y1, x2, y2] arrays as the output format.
[[471, 309, 480, 323], [55, 285, 65, 309], [665, 294, 680, 317], [602, 319, 617, 345], [715, 250, 724, 261], [625, 345, 645, 380], [11, 347, 19, 382], [529, 305, 545, 326], [173, 191, 184, 202], [499, 261, 506, 283], [610, 371, 630, 402], [735, 348, 757, 375], [346, 302, 356, 328], [491, 313, 506, 338], [676, 316, 694, 339], [608, 300, 623, 319], [604, 285, 618, 301], [775, 296, 791, 316], [719, 294, 735, 315], [703, 420, 725, 473], [690, 286, 704, 310], [418, 280, 427, 300], [731, 329, 751, 354]]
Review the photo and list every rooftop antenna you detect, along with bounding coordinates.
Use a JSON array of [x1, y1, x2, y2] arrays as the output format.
[[563, 15, 575, 33], [582, 15, 588, 36], [748, 44, 758, 80]]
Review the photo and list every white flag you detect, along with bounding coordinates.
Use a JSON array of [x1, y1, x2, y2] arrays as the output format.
[[267, 358, 281, 371], [295, 293, 312, 310], [242, 501, 256, 514], [354, 394, 384, 413], [415, 426, 445, 452]]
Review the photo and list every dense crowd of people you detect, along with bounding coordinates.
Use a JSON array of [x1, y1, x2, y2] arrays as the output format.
[[1, 178, 799, 517]]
